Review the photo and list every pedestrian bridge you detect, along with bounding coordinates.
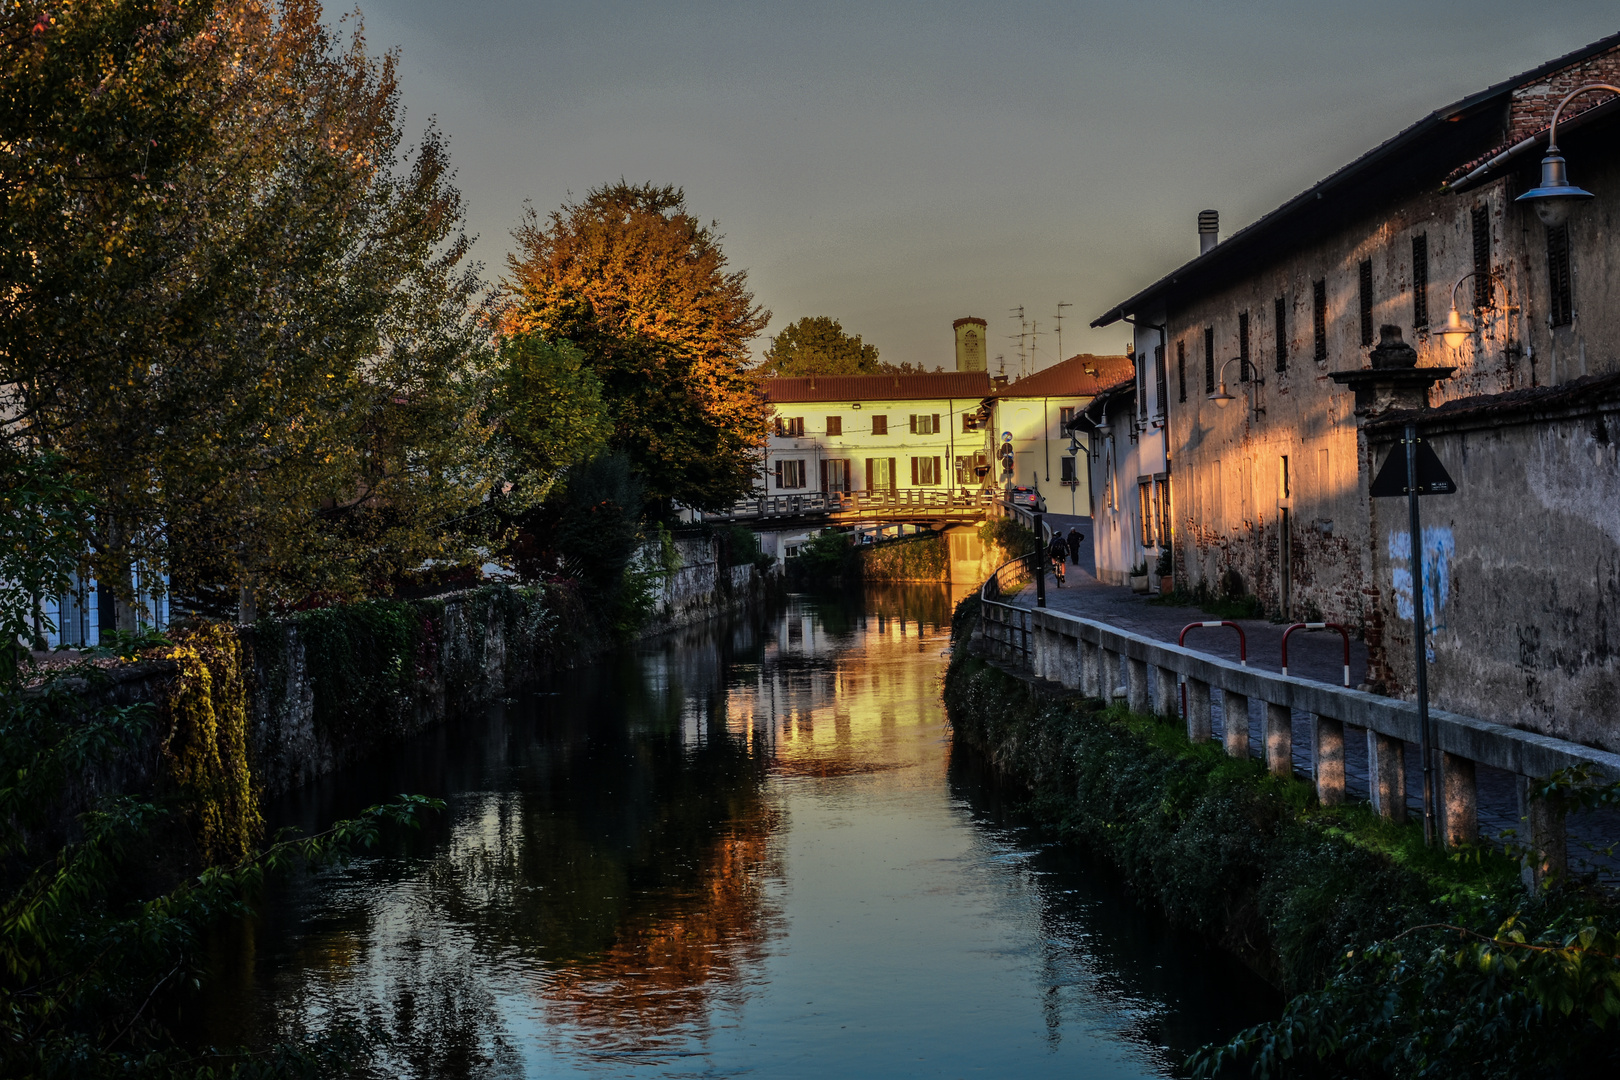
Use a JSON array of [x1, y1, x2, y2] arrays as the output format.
[[707, 488, 1001, 529]]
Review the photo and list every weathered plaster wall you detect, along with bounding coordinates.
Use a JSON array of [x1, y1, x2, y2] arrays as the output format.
[[1368, 404, 1620, 752]]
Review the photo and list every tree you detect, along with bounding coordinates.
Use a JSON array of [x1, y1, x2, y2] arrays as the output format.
[[0, 0, 497, 622], [503, 182, 770, 514], [493, 334, 612, 509], [757, 316, 883, 376]]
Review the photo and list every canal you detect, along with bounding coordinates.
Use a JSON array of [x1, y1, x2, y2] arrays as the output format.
[[201, 586, 1277, 1077]]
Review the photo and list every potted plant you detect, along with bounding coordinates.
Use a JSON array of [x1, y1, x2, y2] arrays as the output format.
[[1155, 548, 1173, 595], [1128, 560, 1150, 593]]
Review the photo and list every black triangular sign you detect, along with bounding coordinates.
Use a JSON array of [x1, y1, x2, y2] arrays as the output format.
[[1369, 439, 1457, 498]]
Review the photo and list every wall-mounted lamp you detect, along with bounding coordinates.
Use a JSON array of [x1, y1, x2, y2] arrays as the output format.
[[1433, 270, 1505, 347], [1515, 83, 1618, 226], [1207, 356, 1258, 410]]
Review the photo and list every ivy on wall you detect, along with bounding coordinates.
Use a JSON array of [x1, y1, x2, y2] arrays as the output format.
[[859, 532, 949, 582], [161, 623, 260, 863]]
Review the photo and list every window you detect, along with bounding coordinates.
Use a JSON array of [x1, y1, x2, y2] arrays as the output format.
[[1136, 351, 1147, 419], [1059, 406, 1074, 430], [871, 414, 888, 435], [1204, 326, 1215, 394], [956, 452, 988, 485], [865, 457, 896, 492], [775, 459, 806, 489], [821, 458, 851, 493], [1177, 339, 1187, 402], [773, 416, 804, 438], [911, 456, 941, 485], [961, 412, 980, 433], [1155, 476, 1172, 547], [1138, 481, 1154, 547], [1238, 311, 1250, 381], [1412, 233, 1429, 328], [1547, 223, 1573, 327], [1358, 259, 1374, 346], [1472, 205, 1491, 309], [1154, 345, 1167, 415], [1313, 279, 1328, 361], [1061, 456, 1077, 485], [909, 414, 940, 435], [825, 415, 842, 436], [1274, 296, 1287, 373]]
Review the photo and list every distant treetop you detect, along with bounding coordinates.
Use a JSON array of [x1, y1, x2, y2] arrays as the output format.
[[758, 316, 939, 376]]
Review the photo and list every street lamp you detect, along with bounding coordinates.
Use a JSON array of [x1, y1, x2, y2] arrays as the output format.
[[1207, 356, 1250, 409], [1515, 83, 1618, 226], [1432, 270, 1503, 347]]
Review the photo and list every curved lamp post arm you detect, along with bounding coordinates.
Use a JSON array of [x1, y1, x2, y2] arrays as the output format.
[[1547, 83, 1620, 153]]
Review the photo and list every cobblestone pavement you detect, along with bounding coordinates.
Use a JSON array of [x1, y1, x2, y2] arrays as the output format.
[[1000, 519, 1619, 883]]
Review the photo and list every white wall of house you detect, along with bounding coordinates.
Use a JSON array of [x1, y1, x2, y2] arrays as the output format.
[[988, 394, 1092, 516], [762, 397, 990, 495]]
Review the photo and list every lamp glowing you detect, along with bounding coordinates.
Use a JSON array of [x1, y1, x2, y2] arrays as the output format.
[[1209, 384, 1235, 408], [1436, 305, 1475, 348]]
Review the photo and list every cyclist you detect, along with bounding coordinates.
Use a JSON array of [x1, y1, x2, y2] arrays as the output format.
[[1047, 533, 1068, 587]]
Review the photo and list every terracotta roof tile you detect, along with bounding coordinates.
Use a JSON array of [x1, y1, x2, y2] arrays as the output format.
[[758, 371, 993, 403], [989, 354, 1134, 399]]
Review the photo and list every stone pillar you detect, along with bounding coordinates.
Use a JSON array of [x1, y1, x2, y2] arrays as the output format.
[[1127, 657, 1150, 714], [1222, 691, 1250, 759], [1185, 678, 1212, 742], [1367, 731, 1407, 823], [1313, 715, 1345, 806], [1154, 666, 1180, 720], [1264, 702, 1293, 778], [1520, 777, 1568, 890], [1440, 752, 1478, 848], [1101, 648, 1122, 701], [1059, 633, 1080, 690], [1080, 640, 1101, 699]]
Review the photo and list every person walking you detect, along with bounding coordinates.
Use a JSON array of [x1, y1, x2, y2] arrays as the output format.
[[1065, 526, 1083, 566], [1047, 533, 1068, 587]]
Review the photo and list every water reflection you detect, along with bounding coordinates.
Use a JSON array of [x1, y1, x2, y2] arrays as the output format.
[[200, 586, 1275, 1077]]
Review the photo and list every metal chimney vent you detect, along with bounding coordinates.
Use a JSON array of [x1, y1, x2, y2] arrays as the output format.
[[1198, 209, 1219, 255]]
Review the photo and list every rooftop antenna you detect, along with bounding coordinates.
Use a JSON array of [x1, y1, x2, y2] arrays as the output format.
[[995, 352, 1006, 377], [1008, 306, 1026, 380], [1031, 319, 1040, 375], [1054, 302, 1072, 366]]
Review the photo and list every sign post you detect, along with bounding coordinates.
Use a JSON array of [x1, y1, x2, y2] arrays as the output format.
[[1369, 425, 1456, 846], [1033, 512, 1046, 609]]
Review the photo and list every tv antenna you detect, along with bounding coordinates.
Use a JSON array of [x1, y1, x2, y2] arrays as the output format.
[[1054, 302, 1072, 366], [1008, 306, 1026, 380]]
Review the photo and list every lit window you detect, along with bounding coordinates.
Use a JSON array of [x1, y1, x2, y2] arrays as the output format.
[[775, 459, 806, 489]]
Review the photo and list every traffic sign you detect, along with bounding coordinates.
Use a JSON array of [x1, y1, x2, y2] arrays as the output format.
[[1369, 438, 1456, 497]]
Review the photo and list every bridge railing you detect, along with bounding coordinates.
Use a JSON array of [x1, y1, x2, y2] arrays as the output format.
[[715, 488, 1000, 521], [976, 553, 1037, 663]]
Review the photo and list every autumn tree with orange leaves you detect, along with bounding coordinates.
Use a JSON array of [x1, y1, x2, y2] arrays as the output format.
[[503, 183, 770, 515]]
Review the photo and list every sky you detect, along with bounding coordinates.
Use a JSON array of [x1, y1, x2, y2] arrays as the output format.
[[343, 0, 1618, 372]]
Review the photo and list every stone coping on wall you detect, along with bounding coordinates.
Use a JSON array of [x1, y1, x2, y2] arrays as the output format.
[[1026, 606, 1620, 783]]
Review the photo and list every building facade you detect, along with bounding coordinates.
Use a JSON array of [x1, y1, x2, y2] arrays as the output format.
[[1090, 33, 1620, 749]]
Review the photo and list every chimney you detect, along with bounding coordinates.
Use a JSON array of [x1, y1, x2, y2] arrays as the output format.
[[1198, 209, 1219, 255]]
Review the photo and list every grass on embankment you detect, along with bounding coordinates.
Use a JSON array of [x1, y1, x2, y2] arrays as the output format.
[[943, 606, 1620, 1078]]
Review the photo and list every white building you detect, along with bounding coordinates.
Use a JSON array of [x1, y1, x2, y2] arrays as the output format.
[[984, 353, 1132, 517]]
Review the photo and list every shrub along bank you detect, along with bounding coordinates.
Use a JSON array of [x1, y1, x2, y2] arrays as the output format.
[[945, 597, 1620, 1079]]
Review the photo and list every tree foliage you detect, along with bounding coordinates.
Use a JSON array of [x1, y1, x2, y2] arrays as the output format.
[[758, 316, 884, 376], [503, 182, 770, 514], [492, 333, 612, 509], [0, 0, 496, 621]]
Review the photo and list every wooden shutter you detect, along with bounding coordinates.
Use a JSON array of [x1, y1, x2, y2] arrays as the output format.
[[910, 457, 918, 485], [909, 414, 917, 434], [865, 458, 874, 491], [933, 457, 941, 485], [820, 461, 828, 492], [888, 458, 896, 493], [931, 414, 939, 434], [774, 460, 783, 489]]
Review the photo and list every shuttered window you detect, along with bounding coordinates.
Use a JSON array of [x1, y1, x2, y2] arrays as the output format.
[[1472, 205, 1491, 310], [1313, 279, 1328, 361], [1358, 260, 1374, 346], [911, 457, 941, 485], [871, 414, 887, 435], [907, 414, 941, 435], [1412, 233, 1429, 328], [1154, 345, 1167, 415], [826, 415, 842, 436], [1204, 326, 1215, 394], [1547, 223, 1573, 327], [1238, 311, 1250, 381], [775, 459, 806, 489], [1274, 296, 1287, 373], [1177, 339, 1187, 403]]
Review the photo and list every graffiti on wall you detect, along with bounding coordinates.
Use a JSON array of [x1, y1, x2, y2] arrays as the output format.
[[1387, 525, 1454, 662]]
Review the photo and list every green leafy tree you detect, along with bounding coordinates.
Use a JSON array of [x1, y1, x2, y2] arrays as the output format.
[[493, 334, 612, 509], [758, 316, 883, 376], [503, 182, 771, 514], [1, 0, 496, 622]]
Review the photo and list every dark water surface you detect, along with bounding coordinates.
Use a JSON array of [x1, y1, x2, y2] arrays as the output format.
[[202, 587, 1277, 1077]]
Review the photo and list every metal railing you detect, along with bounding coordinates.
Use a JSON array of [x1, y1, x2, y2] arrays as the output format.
[[713, 488, 1001, 522], [976, 553, 1037, 662]]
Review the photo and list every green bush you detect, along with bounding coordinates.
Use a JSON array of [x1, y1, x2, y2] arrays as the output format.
[[977, 517, 1039, 564], [860, 532, 948, 581], [787, 529, 860, 585]]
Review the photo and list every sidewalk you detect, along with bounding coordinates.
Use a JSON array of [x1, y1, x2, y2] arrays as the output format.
[[998, 528, 1619, 883]]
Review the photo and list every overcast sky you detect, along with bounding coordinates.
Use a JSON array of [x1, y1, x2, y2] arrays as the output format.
[[347, 1, 1616, 371]]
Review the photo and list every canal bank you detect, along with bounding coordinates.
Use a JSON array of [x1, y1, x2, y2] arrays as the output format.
[[944, 594, 1620, 1076], [195, 586, 1282, 1078]]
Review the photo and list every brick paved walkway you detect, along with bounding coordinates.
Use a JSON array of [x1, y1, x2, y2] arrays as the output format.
[[1002, 518, 1619, 884]]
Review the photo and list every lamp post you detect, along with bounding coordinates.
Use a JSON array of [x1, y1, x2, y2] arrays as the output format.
[[1207, 356, 1259, 415], [1515, 83, 1618, 225]]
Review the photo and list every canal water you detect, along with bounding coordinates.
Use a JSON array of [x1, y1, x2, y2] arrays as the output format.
[[202, 587, 1277, 1077]]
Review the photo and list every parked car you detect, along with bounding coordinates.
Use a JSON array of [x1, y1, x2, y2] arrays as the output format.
[[1007, 486, 1038, 508]]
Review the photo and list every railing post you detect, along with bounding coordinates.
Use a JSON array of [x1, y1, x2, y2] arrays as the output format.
[[1440, 752, 1478, 848], [1368, 731, 1407, 823], [1127, 657, 1149, 714], [1080, 639, 1102, 699], [1153, 665, 1179, 720], [1059, 631, 1080, 690], [1185, 678, 1211, 742], [1313, 715, 1345, 806], [1100, 647, 1121, 700], [1264, 702, 1293, 778], [1222, 690, 1250, 759], [1520, 776, 1568, 890]]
